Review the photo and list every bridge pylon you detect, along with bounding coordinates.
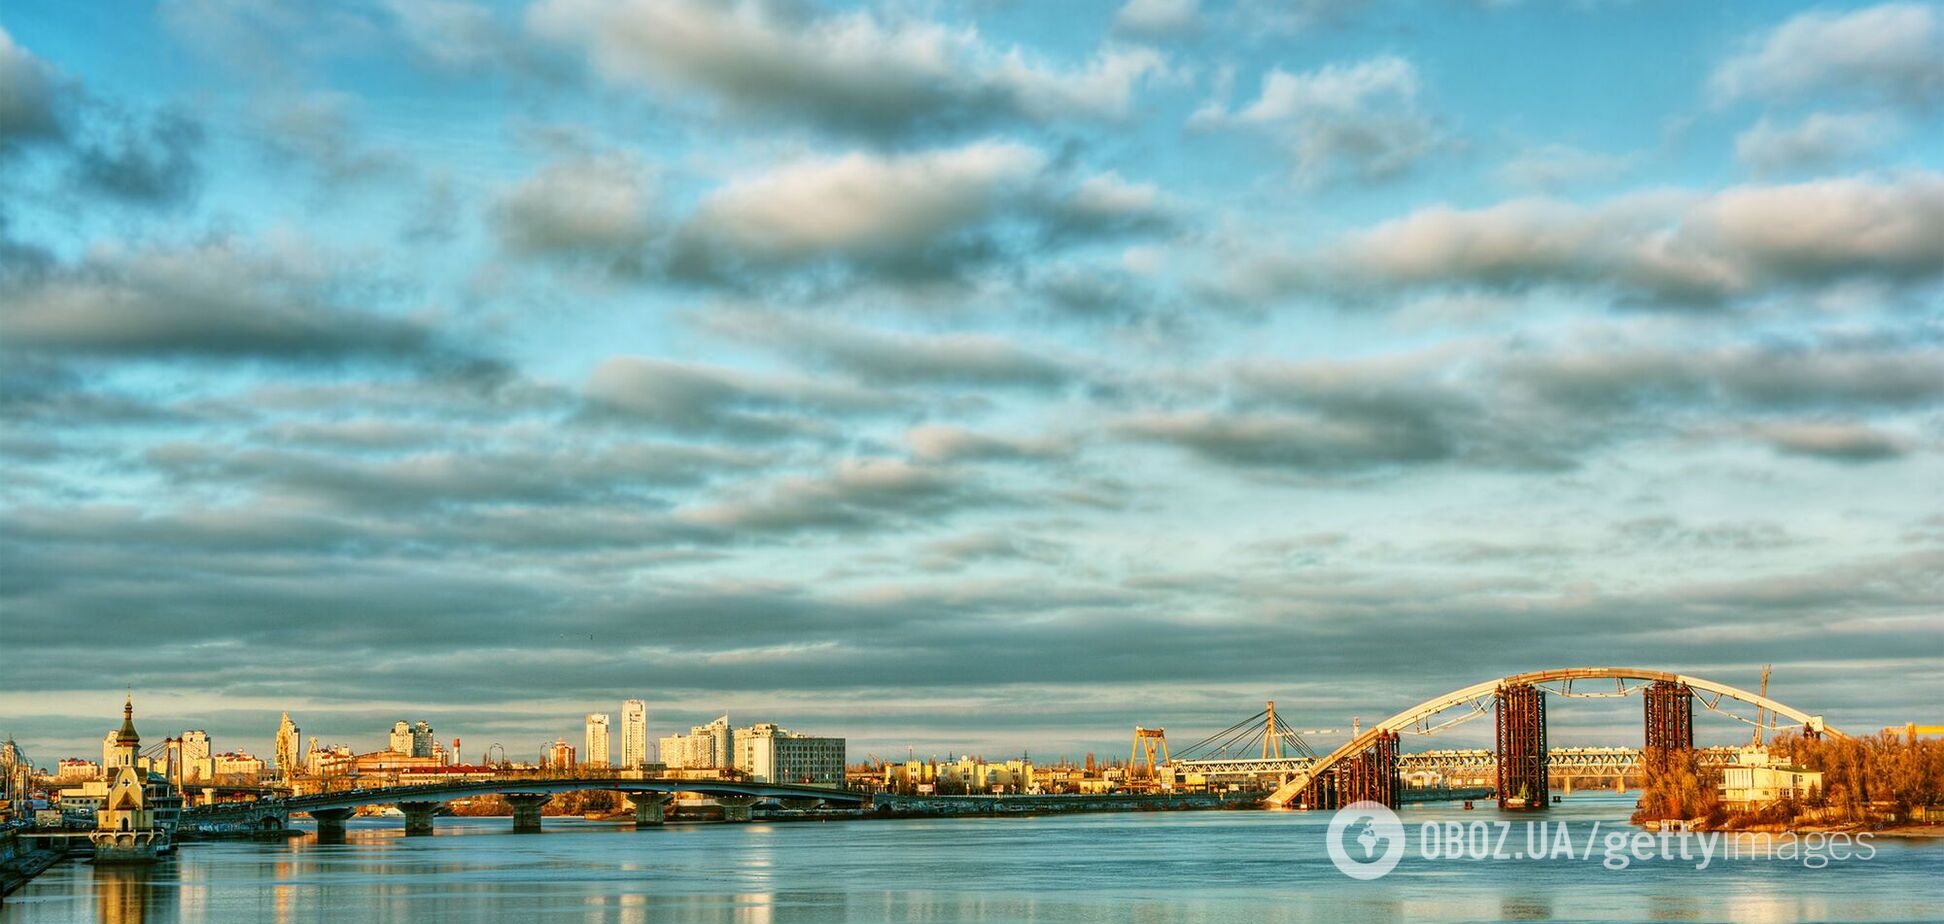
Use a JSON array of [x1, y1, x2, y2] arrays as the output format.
[[1495, 683, 1548, 810]]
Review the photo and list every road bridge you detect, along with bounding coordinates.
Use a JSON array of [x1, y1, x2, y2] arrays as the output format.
[[182, 776, 863, 839]]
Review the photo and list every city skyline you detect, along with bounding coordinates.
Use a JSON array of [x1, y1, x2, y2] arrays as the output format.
[[3, 0, 1942, 764]]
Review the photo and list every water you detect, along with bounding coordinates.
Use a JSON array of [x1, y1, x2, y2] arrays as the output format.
[[4, 795, 1939, 922]]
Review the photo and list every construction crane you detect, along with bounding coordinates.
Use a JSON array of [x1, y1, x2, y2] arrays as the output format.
[[1131, 727, 1169, 779], [1752, 665, 1772, 746], [1891, 724, 1944, 746]]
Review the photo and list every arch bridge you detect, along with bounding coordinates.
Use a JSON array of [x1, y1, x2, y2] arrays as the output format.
[[182, 776, 863, 839], [1262, 667, 1839, 810]]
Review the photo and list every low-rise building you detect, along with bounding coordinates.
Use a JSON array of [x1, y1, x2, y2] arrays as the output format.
[[212, 751, 266, 781], [56, 758, 101, 781], [1720, 748, 1822, 807]]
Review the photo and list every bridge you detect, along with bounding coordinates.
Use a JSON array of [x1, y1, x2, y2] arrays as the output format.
[[182, 776, 864, 840], [1254, 667, 1838, 810], [1174, 745, 1734, 784]]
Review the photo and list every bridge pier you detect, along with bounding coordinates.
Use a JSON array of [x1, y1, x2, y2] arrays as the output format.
[[399, 801, 441, 836], [717, 796, 758, 823], [310, 808, 353, 843], [1495, 683, 1548, 810], [506, 793, 550, 833], [1643, 680, 1694, 763], [630, 793, 671, 827]]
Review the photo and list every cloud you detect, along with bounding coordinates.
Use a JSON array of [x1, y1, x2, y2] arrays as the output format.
[[666, 142, 1173, 288], [146, 441, 768, 511], [383, 0, 516, 72], [1711, 3, 1944, 108], [1113, 331, 1944, 476], [66, 109, 205, 207], [679, 457, 992, 534], [1192, 55, 1441, 186], [696, 309, 1077, 390], [1497, 143, 1635, 191], [1117, 408, 1459, 472], [583, 356, 904, 440], [905, 425, 1071, 463], [919, 530, 1067, 571], [1113, 0, 1202, 39], [0, 240, 460, 364], [0, 26, 62, 150], [1749, 421, 1912, 462], [256, 92, 407, 187], [493, 152, 658, 271], [526, 0, 1167, 142], [1734, 111, 1899, 177], [1216, 172, 1944, 308], [1610, 516, 1795, 552], [0, 27, 205, 209]]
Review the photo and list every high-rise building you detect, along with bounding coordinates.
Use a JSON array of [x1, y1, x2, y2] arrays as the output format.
[[274, 712, 301, 779], [411, 721, 435, 758], [659, 715, 733, 770], [584, 713, 611, 768], [182, 730, 212, 783], [621, 700, 648, 768], [389, 721, 413, 754], [734, 722, 845, 787], [545, 738, 576, 770]]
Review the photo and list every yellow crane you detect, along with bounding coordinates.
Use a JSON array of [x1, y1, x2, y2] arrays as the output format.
[[1891, 724, 1944, 746], [1130, 727, 1169, 780]]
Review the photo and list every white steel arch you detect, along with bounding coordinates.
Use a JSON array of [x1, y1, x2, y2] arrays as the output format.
[[1265, 667, 1838, 807]]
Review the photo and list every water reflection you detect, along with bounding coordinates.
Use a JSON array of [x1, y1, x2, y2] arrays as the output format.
[[91, 862, 174, 924], [0, 803, 1932, 923]]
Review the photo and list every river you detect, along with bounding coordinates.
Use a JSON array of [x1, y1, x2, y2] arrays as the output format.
[[3, 795, 1937, 922]]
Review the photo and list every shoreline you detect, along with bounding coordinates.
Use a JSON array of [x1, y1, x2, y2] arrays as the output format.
[[0, 848, 68, 899]]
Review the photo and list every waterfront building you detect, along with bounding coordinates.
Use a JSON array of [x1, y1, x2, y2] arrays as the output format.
[[273, 713, 301, 781], [1720, 747, 1824, 807], [659, 715, 733, 770], [585, 713, 611, 768], [733, 722, 845, 787], [881, 755, 1037, 795], [621, 700, 648, 768]]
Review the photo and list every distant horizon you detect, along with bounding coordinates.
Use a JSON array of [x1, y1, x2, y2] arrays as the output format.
[[3, 2, 1940, 773]]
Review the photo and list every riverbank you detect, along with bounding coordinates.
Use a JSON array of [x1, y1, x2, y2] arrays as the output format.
[[0, 847, 68, 899]]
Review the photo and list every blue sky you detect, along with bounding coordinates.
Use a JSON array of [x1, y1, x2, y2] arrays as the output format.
[[1, 0, 1940, 766]]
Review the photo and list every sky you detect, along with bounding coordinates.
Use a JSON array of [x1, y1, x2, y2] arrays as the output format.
[[1, 0, 1940, 768]]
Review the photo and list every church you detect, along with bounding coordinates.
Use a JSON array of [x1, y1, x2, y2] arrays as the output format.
[[90, 697, 180, 863]]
